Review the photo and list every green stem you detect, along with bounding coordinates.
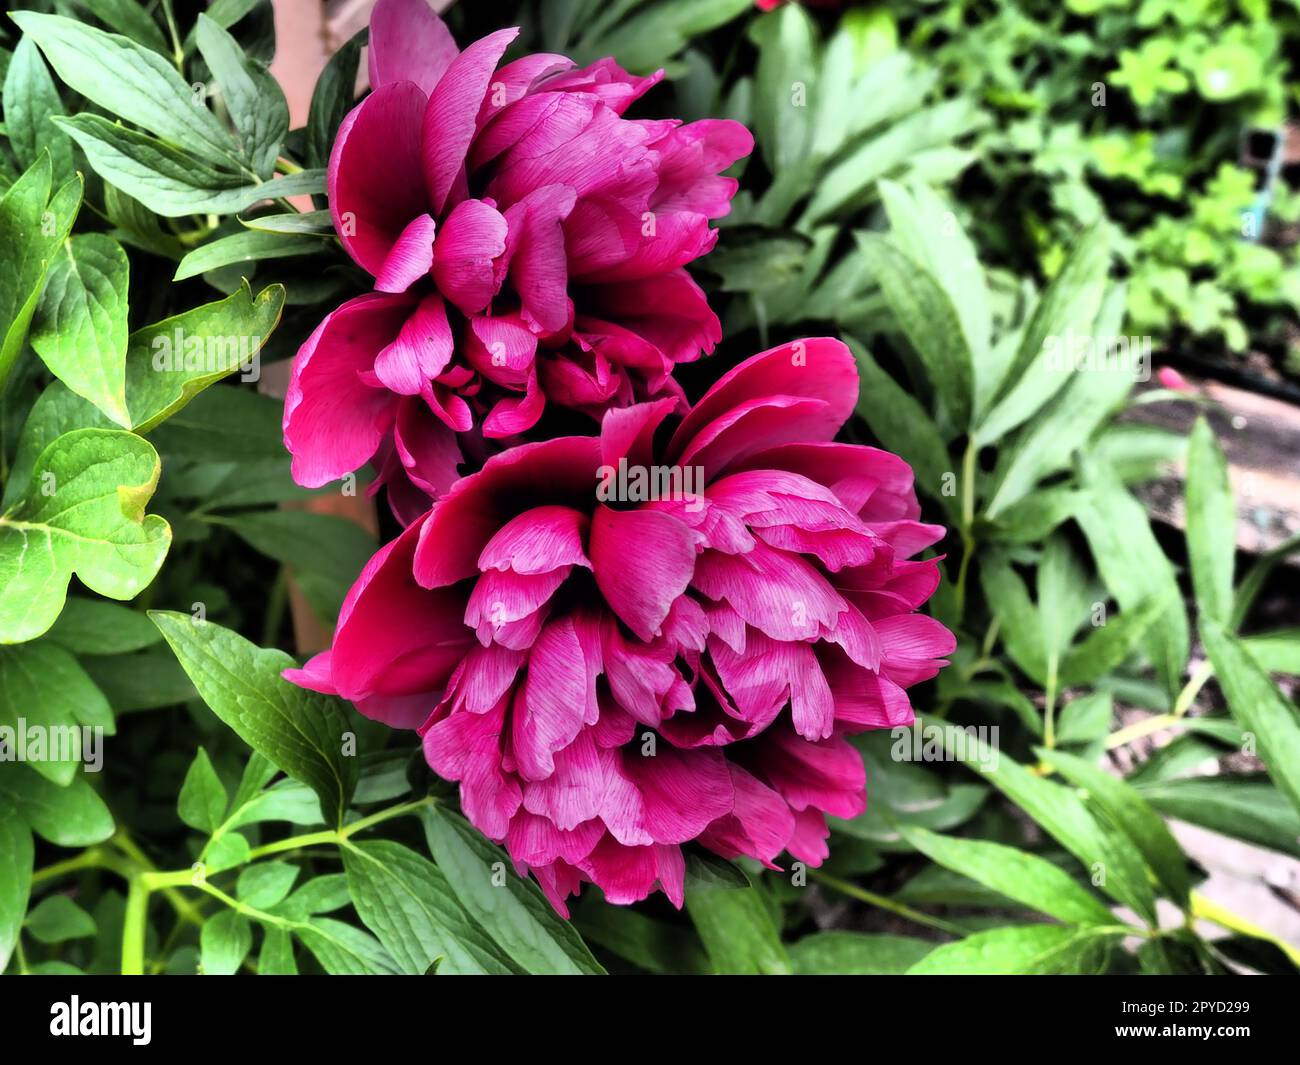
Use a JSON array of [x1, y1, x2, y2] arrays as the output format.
[[1105, 712, 1179, 751], [810, 870, 966, 937], [121, 876, 150, 976], [953, 439, 977, 621], [1172, 660, 1213, 718], [1191, 890, 1300, 968]]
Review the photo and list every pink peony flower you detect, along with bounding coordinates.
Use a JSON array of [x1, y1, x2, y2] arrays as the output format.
[[287, 338, 953, 913], [283, 0, 753, 520]]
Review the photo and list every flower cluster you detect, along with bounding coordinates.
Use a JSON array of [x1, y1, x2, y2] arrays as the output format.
[[285, 0, 952, 912]]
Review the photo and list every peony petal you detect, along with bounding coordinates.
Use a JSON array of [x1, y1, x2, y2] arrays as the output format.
[[374, 293, 453, 395], [374, 213, 436, 293], [478, 505, 591, 574], [367, 0, 458, 95], [431, 198, 508, 314], [284, 293, 409, 487], [590, 505, 699, 641], [422, 28, 519, 214], [329, 82, 429, 276]]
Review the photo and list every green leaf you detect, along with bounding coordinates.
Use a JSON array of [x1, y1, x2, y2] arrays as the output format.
[[306, 28, 364, 169], [46, 597, 161, 655], [0, 641, 113, 784], [789, 931, 933, 975], [0, 814, 33, 972], [683, 857, 791, 975], [1075, 467, 1188, 696], [1056, 691, 1113, 746], [1201, 617, 1300, 818], [907, 924, 1121, 975], [13, 12, 239, 169], [878, 180, 990, 377], [124, 281, 285, 432], [979, 552, 1047, 684], [420, 805, 604, 975], [257, 924, 297, 974], [899, 824, 1117, 925], [30, 234, 132, 426], [1133, 776, 1300, 858], [64, 0, 170, 54], [847, 337, 954, 516], [177, 747, 227, 833], [341, 839, 521, 975], [856, 232, 972, 430], [147, 384, 286, 462], [200, 909, 251, 975], [194, 14, 288, 179], [294, 917, 399, 975], [207, 510, 376, 623], [1241, 631, 1300, 674], [2, 381, 111, 511], [0, 429, 171, 644], [3, 36, 73, 182], [235, 862, 298, 909], [974, 224, 1111, 444], [571, 895, 709, 975], [272, 874, 350, 921], [149, 612, 358, 826], [1058, 597, 1167, 688], [174, 228, 320, 282], [932, 721, 1157, 923], [241, 210, 333, 235], [25, 894, 95, 943], [749, 3, 818, 173], [51, 114, 248, 217], [1036, 748, 1192, 908], [1185, 417, 1235, 624], [0, 765, 114, 846], [0, 160, 83, 390]]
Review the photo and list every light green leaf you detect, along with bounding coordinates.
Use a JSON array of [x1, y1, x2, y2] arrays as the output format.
[[908, 924, 1121, 975], [25, 894, 95, 943], [194, 14, 288, 179], [13, 12, 240, 169], [0, 765, 114, 846], [31, 233, 132, 426], [200, 909, 251, 975], [1036, 748, 1192, 908], [684, 856, 791, 975], [341, 840, 521, 975], [1185, 417, 1235, 624], [174, 228, 320, 282], [257, 924, 297, 974], [790, 931, 933, 975], [932, 721, 1157, 923], [1058, 596, 1168, 688], [177, 747, 227, 833], [0, 641, 113, 783], [1133, 775, 1300, 859], [236, 862, 298, 909], [1056, 691, 1114, 746], [3, 36, 73, 182], [149, 612, 358, 826], [420, 805, 604, 975], [0, 814, 33, 972], [899, 824, 1117, 925], [1201, 617, 1300, 818], [294, 917, 399, 975], [0, 429, 171, 644], [124, 281, 285, 432], [856, 232, 972, 430], [52, 114, 248, 217]]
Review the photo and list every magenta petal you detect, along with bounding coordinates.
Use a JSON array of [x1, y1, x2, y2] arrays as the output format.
[[422, 28, 519, 214], [501, 183, 576, 335], [283, 293, 409, 487], [374, 293, 453, 395], [478, 505, 591, 574], [392, 397, 462, 499], [374, 213, 436, 293], [512, 618, 593, 780], [699, 763, 795, 866], [431, 198, 508, 314], [329, 82, 429, 276], [367, 0, 459, 95], [590, 505, 699, 641]]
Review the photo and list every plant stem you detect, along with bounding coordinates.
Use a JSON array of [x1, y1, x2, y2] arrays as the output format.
[[121, 876, 150, 976], [1105, 712, 1180, 750], [810, 870, 966, 937], [953, 439, 978, 621], [1191, 890, 1300, 968]]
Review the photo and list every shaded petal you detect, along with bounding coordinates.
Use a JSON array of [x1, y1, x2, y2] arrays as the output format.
[[329, 82, 428, 275], [432, 198, 508, 314], [375, 213, 435, 293], [590, 505, 699, 641], [284, 293, 408, 487], [374, 292, 453, 395]]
